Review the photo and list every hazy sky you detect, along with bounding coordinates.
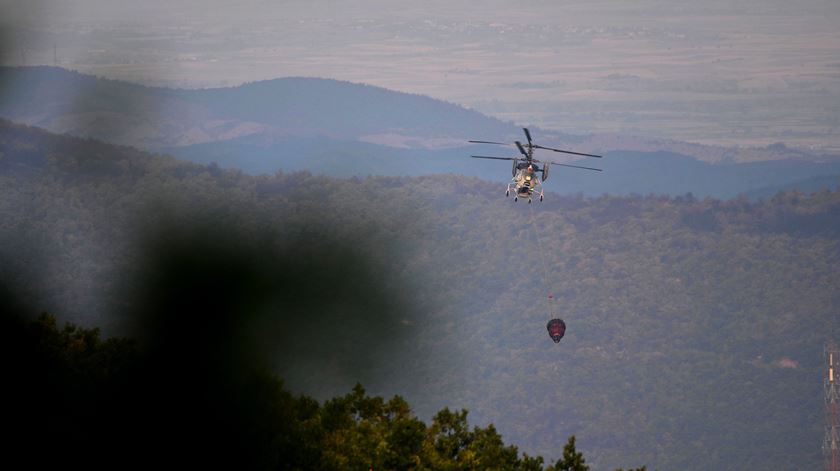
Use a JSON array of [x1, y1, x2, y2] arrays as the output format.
[[2, 0, 839, 150]]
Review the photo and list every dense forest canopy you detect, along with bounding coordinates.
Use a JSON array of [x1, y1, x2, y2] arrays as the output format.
[[1, 120, 838, 469]]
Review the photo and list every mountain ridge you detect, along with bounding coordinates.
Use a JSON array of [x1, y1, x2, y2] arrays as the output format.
[[3, 66, 837, 162], [3, 66, 840, 199]]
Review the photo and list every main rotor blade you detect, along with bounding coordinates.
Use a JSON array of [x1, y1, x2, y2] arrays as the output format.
[[543, 162, 603, 172], [470, 155, 516, 161], [515, 141, 529, 157], [533, 145, 602, 158], [468, 140, 509, 146], [523, 128, 533, 145]]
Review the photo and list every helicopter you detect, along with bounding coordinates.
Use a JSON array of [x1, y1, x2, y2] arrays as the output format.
[[469, 128, 603, 202]]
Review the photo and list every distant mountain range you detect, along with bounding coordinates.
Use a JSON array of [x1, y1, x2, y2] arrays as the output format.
[[2, 66, 839, 198], [0, 66, 513, 148]]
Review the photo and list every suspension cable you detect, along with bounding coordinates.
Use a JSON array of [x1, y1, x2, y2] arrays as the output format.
[[527, 203, 556, 316]]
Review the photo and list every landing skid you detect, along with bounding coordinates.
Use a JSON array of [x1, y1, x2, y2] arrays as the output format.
[[506, 182, 544, 203]]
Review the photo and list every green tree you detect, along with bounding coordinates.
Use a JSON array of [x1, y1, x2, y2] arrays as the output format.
[[552, 435, 589, 471], [423, 407, 473, 469]]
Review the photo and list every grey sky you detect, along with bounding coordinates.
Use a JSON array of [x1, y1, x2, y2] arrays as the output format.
[[2, 0, 839, 150]]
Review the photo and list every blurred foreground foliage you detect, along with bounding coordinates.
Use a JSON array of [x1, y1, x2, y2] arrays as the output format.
[[2, 310, 647, 470]]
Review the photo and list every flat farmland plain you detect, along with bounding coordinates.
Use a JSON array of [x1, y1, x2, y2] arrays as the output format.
[[3, 0, 839, 152]]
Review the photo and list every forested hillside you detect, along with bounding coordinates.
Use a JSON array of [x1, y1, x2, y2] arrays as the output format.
[[1, 120, 837, 469]]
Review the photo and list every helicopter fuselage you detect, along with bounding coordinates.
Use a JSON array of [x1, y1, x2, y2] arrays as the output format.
[[507, 166, 544, 202]]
